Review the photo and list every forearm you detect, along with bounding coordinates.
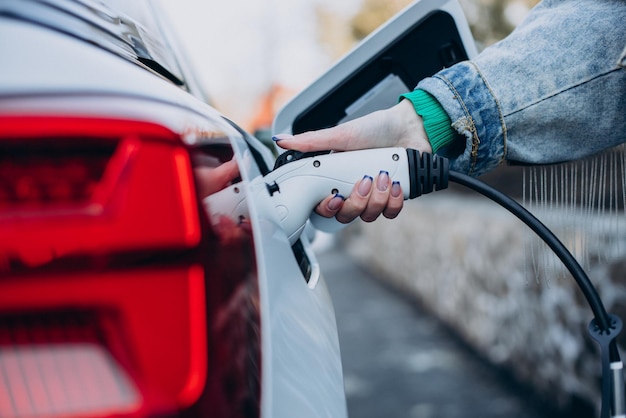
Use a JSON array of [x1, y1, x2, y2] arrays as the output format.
[[417, 0, 626, 176]]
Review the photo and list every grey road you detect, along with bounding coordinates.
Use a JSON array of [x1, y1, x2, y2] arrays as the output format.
[[316, 240, 569, 418]]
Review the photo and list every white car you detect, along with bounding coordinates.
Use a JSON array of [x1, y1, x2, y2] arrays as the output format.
[[0, 0, 474, 417]]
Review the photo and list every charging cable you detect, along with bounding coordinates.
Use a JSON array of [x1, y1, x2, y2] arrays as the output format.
[[448, 168, 624, 418]]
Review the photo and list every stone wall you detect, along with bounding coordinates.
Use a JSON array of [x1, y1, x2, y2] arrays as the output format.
[[339, 187, 626, 415]]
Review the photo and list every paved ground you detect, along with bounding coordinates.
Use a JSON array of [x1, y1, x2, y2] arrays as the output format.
[[316, 240, 568, 418]]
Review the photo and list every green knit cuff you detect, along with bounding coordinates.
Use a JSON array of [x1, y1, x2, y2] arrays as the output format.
[[399, 89, 455, 154]]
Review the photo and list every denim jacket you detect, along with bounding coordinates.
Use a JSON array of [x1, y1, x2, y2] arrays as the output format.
[[417, 0, 626, 176]]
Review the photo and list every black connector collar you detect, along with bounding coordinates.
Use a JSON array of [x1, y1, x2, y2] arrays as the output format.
[[406, 148, 449, 198]]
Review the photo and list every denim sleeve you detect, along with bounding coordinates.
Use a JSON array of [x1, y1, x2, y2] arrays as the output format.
[[417, 0, 626, 176]]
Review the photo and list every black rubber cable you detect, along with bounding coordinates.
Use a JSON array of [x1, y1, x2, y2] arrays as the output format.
[[448, 170, 611, 331], [403, 149, 620, 417], [448, 169, 621, 418]]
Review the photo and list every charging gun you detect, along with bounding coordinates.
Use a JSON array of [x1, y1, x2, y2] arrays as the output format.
[[205, 148, 447, 245], [267, 148, 447, 243]]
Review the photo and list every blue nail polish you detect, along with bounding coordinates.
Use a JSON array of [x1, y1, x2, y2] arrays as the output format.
[[272, 134, 293, 142], [358, 176, 373, 197], [391, 181, 402, 197], [328, 193, 345, 211]]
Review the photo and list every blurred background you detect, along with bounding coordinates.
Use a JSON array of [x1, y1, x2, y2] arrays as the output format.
[[161, 0, 537, 133], [162, 1, 625, 417]]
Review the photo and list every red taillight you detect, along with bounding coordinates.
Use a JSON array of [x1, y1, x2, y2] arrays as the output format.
[[0, 312, 141, 418], [0, 116, 201, 270], [0, 266, 207, 418], [0, 116, 208, 416], [0, 115, 262, 418], [0, 141, 114, 208]]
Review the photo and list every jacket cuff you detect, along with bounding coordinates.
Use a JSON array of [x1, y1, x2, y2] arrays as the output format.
[[399, 89, 456, 154], [417, 61, 506, 177]]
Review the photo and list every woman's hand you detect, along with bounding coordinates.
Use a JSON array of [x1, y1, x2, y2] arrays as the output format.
[[273, 99, 432, 223], [315, 171, 404, 223]]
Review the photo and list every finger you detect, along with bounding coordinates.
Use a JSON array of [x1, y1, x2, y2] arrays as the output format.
[[334, 175, 374, 224], [314, 193, 346, 218], [382, 181, 404, 219], [360, 170, 391, 222]]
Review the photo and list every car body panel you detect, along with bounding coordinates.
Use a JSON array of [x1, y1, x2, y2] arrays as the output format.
[[0, 2, 347, 416]]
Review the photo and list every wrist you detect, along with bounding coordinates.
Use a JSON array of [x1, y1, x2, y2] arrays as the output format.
[[392, 99, 432, 153], [399, 89, 455, 154]]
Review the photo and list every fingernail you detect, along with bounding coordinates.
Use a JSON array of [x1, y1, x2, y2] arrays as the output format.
[[327, 194, 345, 211], [391, 181, 402, 197], [272, 134, 293, 142], [376, 170, 389, 191], [357, 175, 373, 197]]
